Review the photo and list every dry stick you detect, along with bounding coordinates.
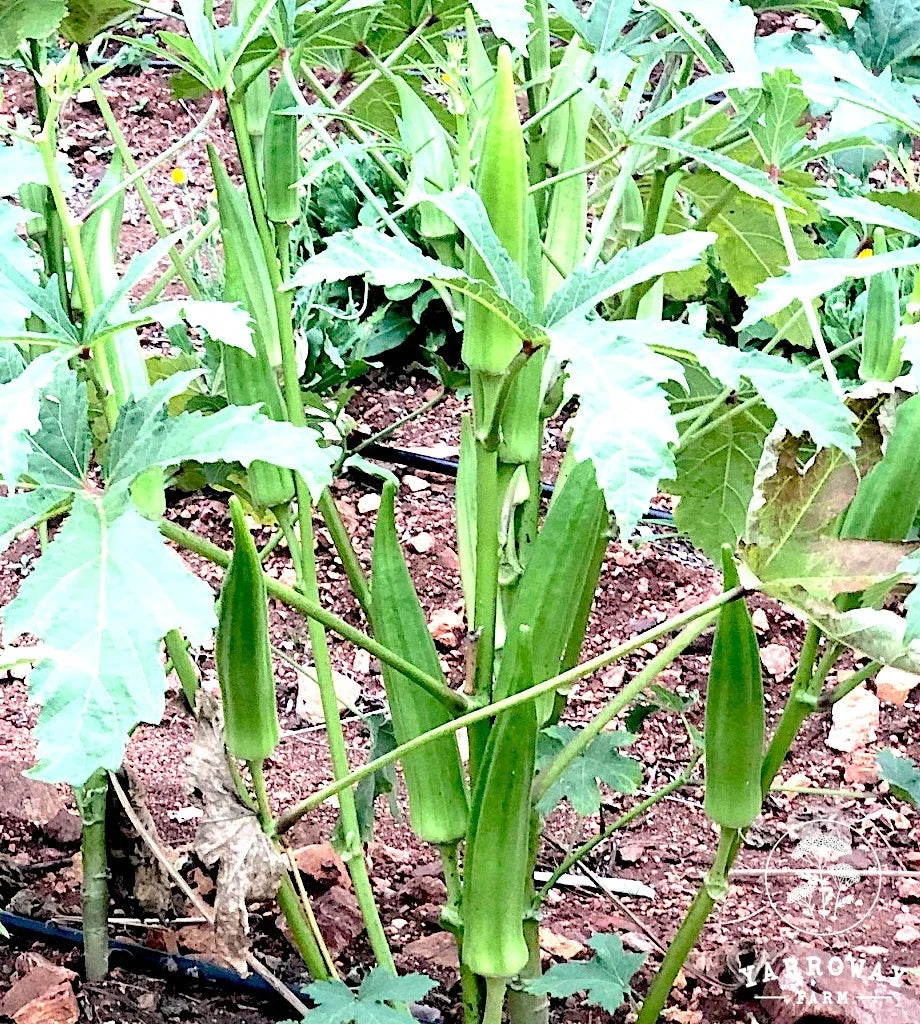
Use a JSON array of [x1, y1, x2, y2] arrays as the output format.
[[107, 773, 311, 1018]]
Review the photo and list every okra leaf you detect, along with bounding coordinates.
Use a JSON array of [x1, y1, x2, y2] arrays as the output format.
[[655, 325, 857, 455], [649, 0, 759, 81], [637, 136, 800, 210], [818, 194, 920, 238], [549, 0, 633, 54], [104, 370, 335, 501], [877, 749, 920, 809], [288, 226, 544, 342], [669, 404, 773, 561], [749, 70, 810, 171], [287, 225, 466, 291], [742, 245, 920, 327], [536, 727, 642, 817], [0, 349, 76, 489], [0, 489, 66, 555], [543, 231, 715, 327], [742, 407, 918, 600], [139, 299, 255, 356], [414, 187, 535, 317], [898, 550, 920, 643], [0, 0, 65, 57], [61, 0, 136, 43], [469, 0, 533, 52], [526, 933, 646, 1013], [5, 495, 216, 784], [303, 968, 436, 1024], [552, 318, 683, 537]]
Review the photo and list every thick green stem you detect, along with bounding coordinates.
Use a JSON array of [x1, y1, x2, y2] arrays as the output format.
[[507, 811, 548, 1024], [75, 770, 109, 981], [440, 843, 483, 1024], [469, 440, 501, 779], [636, 829, 736, 1024], [250, 760, 330, 979], [483, 978, 508, 1024], [29, 40, 70, 318]]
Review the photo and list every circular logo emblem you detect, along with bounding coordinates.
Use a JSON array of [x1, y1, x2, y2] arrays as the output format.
[[763, 818, 882, 937]]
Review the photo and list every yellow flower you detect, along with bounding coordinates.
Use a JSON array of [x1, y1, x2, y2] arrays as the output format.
[[170, 167, 188, 186]]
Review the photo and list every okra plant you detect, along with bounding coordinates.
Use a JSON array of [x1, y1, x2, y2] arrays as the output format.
[[4, 1, 920, 1023]]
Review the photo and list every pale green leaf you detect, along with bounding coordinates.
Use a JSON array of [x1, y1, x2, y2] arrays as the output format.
[[105, 371, 336, 500], [818, 193, 920, 237], [742, 246, 920, 327], [852, 0, 920, 74], [549, 0, 633, 54], [544, 231, 715, 326], [638, 135, 801, 210], [304, 968, 437, 1024], [527, 934, 646, 1014], [651, 0, 759, 80], [6, 496, 216, 784], [553, 318, 683, 537], [0, 0, 66, 57], [415, 187, 534, 315], [288, 225, 465, 291], [0, 489, 66, 554], [0, 350, 72, 487], [470, 0, 533, 52], [141, 299, 255, 355], [61, 0, 135, 43], [749, 69, 809, 170], [671, 406, 773, 560], [795, 598, 920, 673]]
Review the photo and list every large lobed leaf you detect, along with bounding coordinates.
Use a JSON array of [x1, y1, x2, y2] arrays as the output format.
[[5, 495, 216, 784], [0, 0, 65, 57], [527, 933, 646, 1014]]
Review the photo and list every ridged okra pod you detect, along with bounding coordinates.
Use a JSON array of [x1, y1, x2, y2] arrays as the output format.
[[216, 497, 281, 762], [704, 547, 764, 829], [208, 145, 294, 510], [263, 77, 303, 225], [859, 228, 903, 382], [462, 46, 528, 383], [462, 626, 538, 980], [371, 483, 469, 844]]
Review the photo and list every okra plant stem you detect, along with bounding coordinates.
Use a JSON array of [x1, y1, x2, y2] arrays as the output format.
[[532, 613, 718, 806], [249, 760, 330, 979], [29, 40, 70, 318], [163, 631, 200, 710], [636, 625, 839, 1024], [160, 519, 468, 711], [483, 979, 509, 1024], [86, 72, 200, 296], [276, 588, 742, 833], [74, 770, 109, 981]]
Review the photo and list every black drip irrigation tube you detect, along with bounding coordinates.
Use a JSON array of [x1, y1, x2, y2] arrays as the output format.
[[355, 440, 677, 525], [0, 911, 440, 1021]]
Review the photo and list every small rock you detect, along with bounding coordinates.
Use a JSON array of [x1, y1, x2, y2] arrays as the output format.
[[403, 931, 459, 969], [391, 918, 407, 930], [827, 684, 880, 753], [760, 643, 794, 678], [358, 492, 381, 515], [539, 928, 584, 960], [876, 667, 919, 706], [844, 749, 879, 785], [313, 886, 364, 955], [751, 608, 769, 632], [296, 665, 359, 723], [1, 957, 79, 1024], [0, 762, 67, 827], [409, 532, 436, 554], [41, 810, 82, 847], [617, 841, 645, 865], [403, 475, 429, 493], [428, 608, 465, 648], [352, 649, 371, 675], [294, 843, 351, 891], [898, 878, 920, 902], [896, 923, 920, 945]]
